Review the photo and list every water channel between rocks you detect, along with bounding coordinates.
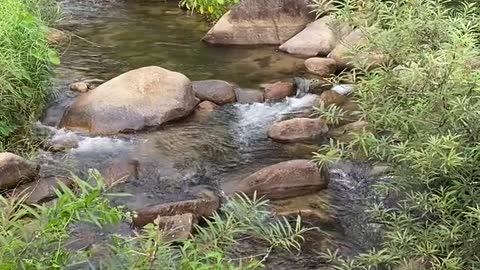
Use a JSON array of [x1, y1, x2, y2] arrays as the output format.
[[39, 0, 386, 268]]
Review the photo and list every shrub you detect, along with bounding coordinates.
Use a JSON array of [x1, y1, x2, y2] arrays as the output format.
[[0, 170, 311, 269], [0, 0, 59, 153], [313, 0, 480, 269], [180, 0, 240, 21]]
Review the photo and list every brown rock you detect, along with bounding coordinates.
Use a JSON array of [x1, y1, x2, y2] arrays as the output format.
[[13, 176, 74, 204], [268, 118, 328, 142], [222, 160, 328, 200], [234, 88, 264, 104], [47, 28, 69, 45], [133, 196, 220, 228], [328, 120, 368, 141], [196, 101, 220, 113], [203, 0, 313, 45], [328, 29, 387, 70], [60, 66, 197, 135], [192, 80, 236, 105], [319, 90, 347, 107], [264, 81, 295, 101], [0, 153, 39, 190], [305, 57, 337, 77], [279, 15, 352, 57], [156, 213, 195, 242], [69, 81, 90, 93]]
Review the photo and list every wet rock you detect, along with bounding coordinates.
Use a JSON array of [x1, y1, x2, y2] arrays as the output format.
[[101, 159, 139, 187], [268, 118, 328, 142], [13, 176, 74, 204], [60, 66, 197, 135], [328, 29, 387, 70], [263, 81, 295, 102], [47, 28, 69, 45], [203, 0, 313, 45], [294, 77, 332, 97], [192, 80, 236, 105], [133, 196, 220, 228], [319, 90, 347, 107], [222, 160, 328, 200], [156, 213, 195, 242], [340, 100, 361, 123], [234, 88, 264, 104], [305, 57, 337, 77], [196, 101, 220, 113], [279, 15, 352, 57], [69, 81, 91, 93], [0, 153, 39, 190]]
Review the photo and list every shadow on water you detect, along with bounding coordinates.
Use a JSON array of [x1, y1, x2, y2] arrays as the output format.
[[39, 0, 387, 268]]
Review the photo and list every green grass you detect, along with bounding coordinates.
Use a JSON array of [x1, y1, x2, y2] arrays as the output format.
[[180, 0, 240, 21], [0, 0, 60, 154]]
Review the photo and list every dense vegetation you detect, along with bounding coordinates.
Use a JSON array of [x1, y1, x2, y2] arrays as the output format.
[[313, 0, 480, 269], [180, 0, 239, 21], [0, 171, 310, 269], [0, 0, 59, 154]]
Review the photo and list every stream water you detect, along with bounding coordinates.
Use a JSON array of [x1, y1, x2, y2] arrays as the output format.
[[39, 0, 385, 268]]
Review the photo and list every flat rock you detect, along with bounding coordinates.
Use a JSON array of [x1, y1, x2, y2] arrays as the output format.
[[268, 118, 328, 142], [279, 15, 352, 57], [0, 153, 39, 190], [60, 66, 197, 135], [203, 0, 313, 45], [192, 80, 236, 105], [222, 160, 328, 200]]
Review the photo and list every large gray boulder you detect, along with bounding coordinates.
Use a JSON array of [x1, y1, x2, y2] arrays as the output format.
[[0, 152, 39, 190], [60, 66, 197, 135], [222, 160, 328, 200], [203, 0, 313, 45], [279, 15, 352, 57]]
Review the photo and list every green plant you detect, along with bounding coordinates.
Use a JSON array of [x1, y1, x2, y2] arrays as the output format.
[[0, 0, 60, 154], [313, 0, 480, 269], [180, 0, 239, 21], [308, 0, 337, 19]]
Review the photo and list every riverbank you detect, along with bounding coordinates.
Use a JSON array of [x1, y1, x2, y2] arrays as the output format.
[[0, 0, 60, 153]]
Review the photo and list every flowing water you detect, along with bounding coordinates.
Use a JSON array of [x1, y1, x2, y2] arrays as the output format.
[[39, 0, 386, 268]]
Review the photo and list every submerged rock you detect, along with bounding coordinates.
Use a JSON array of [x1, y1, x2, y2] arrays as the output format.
[[100, 159, 139, 187], [203, 0, 313, 45], [0, 153, 39, 190], [304, 57, 337, 77], [268, 118, 328, 142], [222, 160, 328, 200], [60, 66, 197, 135], [279, 15, 352, 57], [69, 81, 91, 93], [13, 176, 74, 204], [234, 88, 264, 104], [192, 80, 236, 105], [263, 81, 295, 102], [133, 196, 220, 228]]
